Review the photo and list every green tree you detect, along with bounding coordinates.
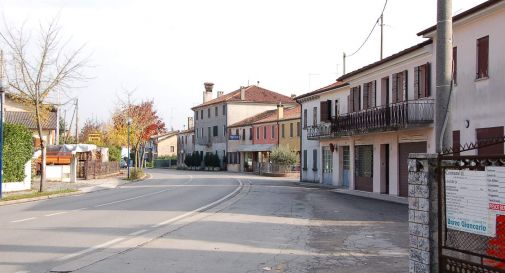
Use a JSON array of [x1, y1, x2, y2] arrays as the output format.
[[108, 146, 122, 162], [270, 145, 298, 166]]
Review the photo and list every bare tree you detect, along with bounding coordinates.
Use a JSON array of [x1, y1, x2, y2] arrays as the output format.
[[0, 18, 89, 192]]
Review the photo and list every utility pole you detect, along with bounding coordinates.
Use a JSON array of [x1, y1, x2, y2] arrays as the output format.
[[342, 52, 346, 75], [75, 98, 79, 144], [380, 14, 384, 60], [435, 0, 453, 152]]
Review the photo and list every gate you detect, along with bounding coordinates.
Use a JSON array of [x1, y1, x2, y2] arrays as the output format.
[[438, 138, 505, 273]]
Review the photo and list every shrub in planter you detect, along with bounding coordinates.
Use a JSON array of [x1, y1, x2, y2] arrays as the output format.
[[3, 123, 34, 182], [270, 145, 298, 166], [129, 168, 144, 180]]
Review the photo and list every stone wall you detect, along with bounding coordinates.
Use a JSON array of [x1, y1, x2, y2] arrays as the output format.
[[408, 153, 438, 273]]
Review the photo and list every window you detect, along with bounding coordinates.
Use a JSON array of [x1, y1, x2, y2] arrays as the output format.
[[289, 123, 293, 138], [296, 122, 300, 137], [320, 100, 331, 122], [195, 111, 198, 120], [392, 70, 408, 103], [263, 126, 267, 139], [250, 128, 253, 140], [235, 129, 239, 136], [222, 105, 226, 115], [223, 125, 227, 136], [200, 110, 203, 119], [303, 109, 307, 128], [453, 47, 458, 85], [477, 36, 489, 79], [363, 81, 376, 109], [303, 150, 307, 170], [348, 86, 361, 112], [207, 108, 211, 118], [414, 63, 431, 99], [207, 127, 211, 138], [170, 146, 175, 153], [256, 127, 260, 139], [312, 107, 317, 126], [335, 100, 339, 116], [281, 124, 285, 138], [312, 149, 318, 171], [215, 107, 218, 116], [271, 126, 275, 139], [213, 126, 218, 137], [242, 129, 246, 140]]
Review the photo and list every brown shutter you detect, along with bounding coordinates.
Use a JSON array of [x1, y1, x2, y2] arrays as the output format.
[[348, 94, 353, 113], [478, 36, 489, 78], [370, 80, 376, 107], [402, 70, 408, 101], [363, 83, 369, 109], [425, 62, 431, 97], [320, 100, 328, 122], [452, 130, 460, 155], [356, 85, 361, 111], [414, 66, 420, 99], [392, 73, 398, 103], [327, 100, 332, 119], [452, 47, 457, 84]]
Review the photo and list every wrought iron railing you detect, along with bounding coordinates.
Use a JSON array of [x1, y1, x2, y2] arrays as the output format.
[[307, 99, 434, 139]]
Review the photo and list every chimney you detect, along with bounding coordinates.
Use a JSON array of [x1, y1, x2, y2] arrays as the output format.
[[256, 81, 260, 86], [290, 94, 296, 99], [240, 86, 246, 100], [277, 102, 284, 120], [187, 117, 194, 130], [203, 82, 214, 103], [217, 91, 224, 98]]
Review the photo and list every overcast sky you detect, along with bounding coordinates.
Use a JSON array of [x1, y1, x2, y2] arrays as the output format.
[[1, 0, 486, 131]]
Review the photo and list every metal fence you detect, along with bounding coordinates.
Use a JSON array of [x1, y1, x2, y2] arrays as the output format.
[[254, 163, 300, 175], [154, 159, 177, 168]]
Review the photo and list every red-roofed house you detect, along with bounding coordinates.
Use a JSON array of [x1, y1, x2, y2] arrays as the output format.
[[191, 82, 297, 167]]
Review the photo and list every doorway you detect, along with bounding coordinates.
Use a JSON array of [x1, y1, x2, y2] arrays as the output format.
[[342, 146, 350, 188], [355, 145, 373, 192], [322, 146, 333, 185]]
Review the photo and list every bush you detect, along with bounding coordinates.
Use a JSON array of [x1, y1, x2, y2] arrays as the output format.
[[3, 123, 34, 182], [270, 145, 298, 166], [108, 146, 122, 162], [129, 168, 144, 180], [157, 155, 176, 160]]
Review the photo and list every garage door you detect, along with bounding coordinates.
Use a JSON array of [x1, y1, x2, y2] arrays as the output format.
[[355, 145, 373, 192], [399, 142, 427, 197]]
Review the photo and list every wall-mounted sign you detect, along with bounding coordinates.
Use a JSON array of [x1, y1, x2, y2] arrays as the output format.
[[445, 170, 491, 236], [229, 135, 240, 140]]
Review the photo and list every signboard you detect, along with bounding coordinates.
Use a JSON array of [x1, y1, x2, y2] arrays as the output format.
[[486, 166, 505, 236], [229, 135, 240, 140], [445, 170, 491, 236]]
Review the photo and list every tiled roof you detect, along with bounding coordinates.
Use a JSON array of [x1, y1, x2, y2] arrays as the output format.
[[151, 131, 179, 140], [5, 111, 57, 130], [337, 40, 433, 82], [295, 81, 349, 100], [417, 0, 504, 36], [229, 105, 301, 128], [191, 85, 295, 110]]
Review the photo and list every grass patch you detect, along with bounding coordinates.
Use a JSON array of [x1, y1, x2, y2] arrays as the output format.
[[1, 189, 77, 202]]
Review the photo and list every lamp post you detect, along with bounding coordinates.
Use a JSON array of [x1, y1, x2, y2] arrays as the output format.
[[127, 117, 132, 179]]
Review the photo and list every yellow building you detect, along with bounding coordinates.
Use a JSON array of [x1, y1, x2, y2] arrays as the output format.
[[278, 107, 301, 155]]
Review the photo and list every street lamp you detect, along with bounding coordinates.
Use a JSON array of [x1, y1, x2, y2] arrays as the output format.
[[127, 117, 132, 179]]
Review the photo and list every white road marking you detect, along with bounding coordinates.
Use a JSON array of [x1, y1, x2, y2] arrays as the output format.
[[152, 179, 243, 228], [56, 237, 125, 261], [11, 217, 36, 223], [128, 229, 148, 236], [45, 212, 68, 217]]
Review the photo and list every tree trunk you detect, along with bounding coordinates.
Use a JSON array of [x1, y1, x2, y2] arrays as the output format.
[[140, 145, 145, 169], [39, 144, 46, 192]]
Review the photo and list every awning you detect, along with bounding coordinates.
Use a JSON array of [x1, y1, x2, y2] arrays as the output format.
[[47, 144, 98, 154], [236, 144, 275, 152]]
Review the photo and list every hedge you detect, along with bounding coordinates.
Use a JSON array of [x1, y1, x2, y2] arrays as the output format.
[[3, 123, 34, 182]]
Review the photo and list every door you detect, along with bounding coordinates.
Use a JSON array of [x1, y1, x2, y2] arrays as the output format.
[[322, 147, 333, 185], [355, 145, 374, 192], [399, 141, 427, 197], [342, 146, 350, 188]]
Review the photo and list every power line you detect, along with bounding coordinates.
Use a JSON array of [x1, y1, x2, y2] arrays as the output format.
[[346, 0, 388, 58]]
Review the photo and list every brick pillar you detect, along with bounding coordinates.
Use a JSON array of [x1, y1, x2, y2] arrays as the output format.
[[408, 153, 438, 273]]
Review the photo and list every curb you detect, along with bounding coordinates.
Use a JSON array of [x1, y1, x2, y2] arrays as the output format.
[[0, 174, 152, 206]]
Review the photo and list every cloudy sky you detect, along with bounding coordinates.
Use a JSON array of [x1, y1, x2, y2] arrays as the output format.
[[0, 0, 485, 131]]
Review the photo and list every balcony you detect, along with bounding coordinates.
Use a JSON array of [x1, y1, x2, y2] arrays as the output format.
[[307, 99, 434, 140]]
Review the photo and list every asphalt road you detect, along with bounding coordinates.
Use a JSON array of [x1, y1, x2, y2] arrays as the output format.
[[0, 169, 240, 273]]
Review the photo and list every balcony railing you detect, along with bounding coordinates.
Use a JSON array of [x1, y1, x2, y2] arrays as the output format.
[[307, 99, 434, 139]]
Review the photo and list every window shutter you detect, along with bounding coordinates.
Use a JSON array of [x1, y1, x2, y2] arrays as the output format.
[[425, 62, 431, 97], [370, 80, 376, 107], [320, 101, 328, 122], [392, 73, 398, 103], [402, 70, 408, 101], [452, 47, 458, 85], [348, 93, 354, 113], [356, 85, 361, 111], [327, 100, 332, 119], [414, 66, 420, 99], [363, 83, 369, 109]]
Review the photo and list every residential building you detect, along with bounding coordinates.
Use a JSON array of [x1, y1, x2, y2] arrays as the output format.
[[226, 104, 300, 172], [192, 82, 296, 166], [4, 94, 58, 147], [177, 117, 195, 167], [417, 0, 505, 156], [146, 131, 179, 161]]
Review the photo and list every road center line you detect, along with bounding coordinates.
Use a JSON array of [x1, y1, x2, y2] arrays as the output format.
[[45, 212, 68, 217], [56, 237, 126, 261], [11, 217, 36, 223]]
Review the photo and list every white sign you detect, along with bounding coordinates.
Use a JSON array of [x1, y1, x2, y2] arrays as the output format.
[[445, 170, 491, 236], [486, 166, 505, 236]]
